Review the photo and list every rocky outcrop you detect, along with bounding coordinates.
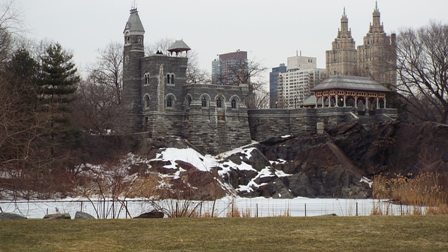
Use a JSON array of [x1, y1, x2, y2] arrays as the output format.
[[69, 121, 448, 200], [233, 120, 448, 198]]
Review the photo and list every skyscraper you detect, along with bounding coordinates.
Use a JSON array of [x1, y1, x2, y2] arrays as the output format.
[[326, 3, 397, 87], [211, 50, 248, 85], [357, 2, 397, 87], [269, 63, 287, 108], [277, 55, 325, 108], [326, 8, 358, 76]]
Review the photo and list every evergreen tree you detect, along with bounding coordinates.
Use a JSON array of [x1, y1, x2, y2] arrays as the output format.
[[37, 43, 80, 156], [5, 48, 39, 110]]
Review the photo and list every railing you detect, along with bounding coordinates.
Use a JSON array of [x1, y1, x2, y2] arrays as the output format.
[[0, 198, 427, 219]]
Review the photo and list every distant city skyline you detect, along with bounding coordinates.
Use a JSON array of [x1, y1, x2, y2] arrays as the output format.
[[12, 0, 448, 82]]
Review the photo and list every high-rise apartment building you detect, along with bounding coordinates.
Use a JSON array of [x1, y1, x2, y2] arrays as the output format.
[[326, 8, 358, 77], [269, 63, 287, 108], [326, 3, 397, 87], [277, 55, 325, 108], [211, 50, 248, 85], [357, 3, 396, 88]]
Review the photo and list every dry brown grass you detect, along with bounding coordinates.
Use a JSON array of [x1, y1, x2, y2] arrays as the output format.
[[373, 172, 448, 215], [226, 199, 241, 218]]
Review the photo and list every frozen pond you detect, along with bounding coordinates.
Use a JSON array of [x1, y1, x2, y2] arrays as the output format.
[[0, 197, 421, 219]]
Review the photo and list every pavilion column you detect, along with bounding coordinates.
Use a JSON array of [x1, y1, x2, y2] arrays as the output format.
[[376, 97, 379, 109], [315, 96, 318, 108], [335, 95, 339, 107], [355, 96, 358, 108], [384, 97, 387, 108], [343, 95, 347, 107], [366, 97, 369, 110], [322, 96, 325, 108]]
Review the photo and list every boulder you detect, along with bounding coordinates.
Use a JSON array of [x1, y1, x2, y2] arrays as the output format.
[[0, 212, 27, 220], [43, 213, 71, 220], [134, 210, 164, 219], [74, 211, 95, 220]]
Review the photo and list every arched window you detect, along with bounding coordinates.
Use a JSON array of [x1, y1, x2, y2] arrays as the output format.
[[166, 74, 171, 84], [144, 95, 150, 109], [167, 96, 173, 108], [144, 73, 150, 85], [231, 98, 237, 109], [166, 73, 175, 85], [201, 96, 208, 107], [216, 97, 223, 108]]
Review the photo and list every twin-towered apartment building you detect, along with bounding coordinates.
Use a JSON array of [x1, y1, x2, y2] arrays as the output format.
[[270, 3, 397, 108]]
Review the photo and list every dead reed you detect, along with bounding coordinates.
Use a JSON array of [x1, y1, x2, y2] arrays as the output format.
[[372, 173, 448, 215]]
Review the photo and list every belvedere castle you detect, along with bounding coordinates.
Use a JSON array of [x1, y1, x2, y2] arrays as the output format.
[[122, 5, 397, 155]]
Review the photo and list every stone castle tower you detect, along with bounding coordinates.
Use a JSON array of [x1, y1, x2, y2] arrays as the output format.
[[326, 3, 397, 87], [122, 8, 146, 132]]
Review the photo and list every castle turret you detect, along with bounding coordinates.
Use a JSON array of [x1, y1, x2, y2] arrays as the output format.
[[122, 8, 145, 132]]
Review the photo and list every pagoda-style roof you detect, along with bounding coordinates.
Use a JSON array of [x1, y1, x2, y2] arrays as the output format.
[[312, 75, 390, 92], [168, 40, 191, 53]]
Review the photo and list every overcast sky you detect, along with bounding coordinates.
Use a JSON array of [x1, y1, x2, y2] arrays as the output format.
[[12, 0, 448, 80]]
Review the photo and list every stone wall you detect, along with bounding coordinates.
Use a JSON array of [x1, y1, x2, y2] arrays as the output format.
[[182, 84, 251, 154], [248, 107, 398, 142]]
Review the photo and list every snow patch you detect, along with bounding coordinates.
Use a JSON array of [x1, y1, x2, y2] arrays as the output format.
[[275, 170, 293, 177], [157, 148, 217, 171], [360, 176, 373, 188]]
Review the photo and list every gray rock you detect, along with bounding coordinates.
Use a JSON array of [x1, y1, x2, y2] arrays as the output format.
[[134, 210, 164, 219], [0, 212, 27, 220], [74, 211, 95, 220], [43, 213, 71, 220]]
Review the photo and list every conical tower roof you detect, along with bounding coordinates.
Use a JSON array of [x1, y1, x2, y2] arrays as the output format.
[[124, 8, 145, 35]]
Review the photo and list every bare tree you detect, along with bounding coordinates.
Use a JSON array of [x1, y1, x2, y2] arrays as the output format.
[[0, 0, 20, 67], [186, 50, 211, 84], [89, 42, 123, 104], [217, 59, 268, 109], [145, 38, 175, 56], [396, 23, 448, 124], [71, 79, 121, 135]]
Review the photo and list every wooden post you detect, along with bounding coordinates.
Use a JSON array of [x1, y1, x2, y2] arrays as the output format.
[[356, 202, 359, 216], [125, 201, 128, 219], [304, 204, 307, 217], [112, 200, 115, 219], [211, 200, 216, 218], [256, 204, 259, 218]]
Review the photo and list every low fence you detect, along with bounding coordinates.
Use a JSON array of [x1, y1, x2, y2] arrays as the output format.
[[0, 197, 426, 219]]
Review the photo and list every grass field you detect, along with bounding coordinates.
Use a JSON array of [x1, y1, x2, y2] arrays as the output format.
[[1, 216, 448, 251]]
